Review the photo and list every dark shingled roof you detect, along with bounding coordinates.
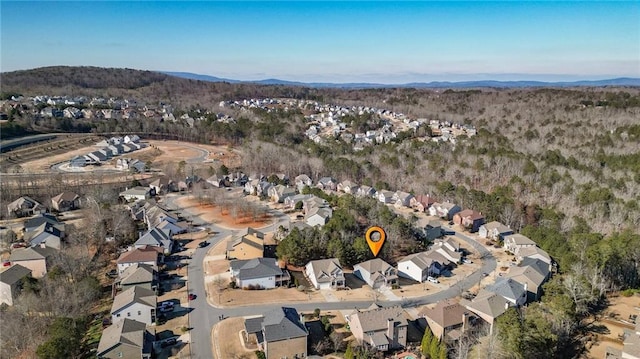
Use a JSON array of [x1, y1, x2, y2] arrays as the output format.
[[230, 258, 284, 280], [262, 307, 308, 342]]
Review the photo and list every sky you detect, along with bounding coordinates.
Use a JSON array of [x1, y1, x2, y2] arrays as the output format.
[[1, 1, 639, 83]]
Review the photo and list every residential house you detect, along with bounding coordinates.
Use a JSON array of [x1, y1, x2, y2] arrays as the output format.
[[118, 263, 157, 292], [24, 213, 64, 234], [356, 185, 377, 198], [25, 223, 63, 250], [244, 307, 308, 359], [453, 209, 485, 233], [503, 234, 536, 255], [411, 194, 437, 212], [269, 185, 296, 203], [424, 220, 443, 241], [134, 227, 173, 255], [230, 257, 290, 289], [8, 246, 56, 278], [461, 290, 513, 334], [433, 238, 462, 263], [397, 251, 444, 282], [0, 264, 32, 305], [305, 258, 345, 290], [256, 181, 274, 197], [606, 319, 640, 359], [284, 194, 313, 210], [116, 246, 161, 274], [226, 228, 265, 260], [120, 187, 152, 202], [337, 180, 359, 194], [478, 221, 513, 241], [111, 286, 157, 326], [206, 174, 229, 188], [69, 155, 89, 167], [517, 246, 552, 265], [316, 177, 337, 191], [96, 318, 154, 359], [346, 305, 408, 351], [421, 299, 469, 342], [505, 258, 551, 302], [353, 258, 398, 289], [294, 174, 313, 192], [485, 278, 527, 306], [305, 206, 333, 227], [124, 135, 140, 144], [377, 190, 395, 204], [303, 196, 329, 214], [244, 179, 260, 195], [149, 178, 176, 194], [50, 191, 80, 212], [7, 196, 45, 217], [392, 191, 414, 208], [429, 202, 462, 220]]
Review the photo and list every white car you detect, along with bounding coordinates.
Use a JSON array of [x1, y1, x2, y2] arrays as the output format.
[[462, 258, 473, 264], [427, 276, 439, 284]]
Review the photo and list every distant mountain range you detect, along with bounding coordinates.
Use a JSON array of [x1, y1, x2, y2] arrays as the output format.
[[163, 71, 640, 89]]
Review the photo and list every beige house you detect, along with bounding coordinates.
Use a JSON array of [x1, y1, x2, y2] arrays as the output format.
[[421, 299, 469, 342], [305, 258, 345, 290], [226, 228, 265, 260], [0, 264, 32, 305], [461, 290, 513, 334], [97, 318, 154, 359], [8, 246, 57, 278], [244, 307, 308, 359], [346, 304, 408, 351], [503, 234, 536, 255], [50, 191, 80, 212]]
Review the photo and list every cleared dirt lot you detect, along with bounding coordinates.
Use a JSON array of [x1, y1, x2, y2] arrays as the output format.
[[212, 317, 257, 359], [174, 195, 271, 230], [587, 294, 640, 359]]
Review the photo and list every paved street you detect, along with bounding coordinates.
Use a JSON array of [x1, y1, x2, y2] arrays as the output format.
[[164, 194, 496, 358]]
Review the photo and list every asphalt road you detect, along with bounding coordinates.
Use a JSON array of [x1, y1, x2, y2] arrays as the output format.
[[165, 194, 496, 359]]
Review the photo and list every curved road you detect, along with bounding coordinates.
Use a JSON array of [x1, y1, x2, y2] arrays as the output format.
[[165, 194, 496, 359]]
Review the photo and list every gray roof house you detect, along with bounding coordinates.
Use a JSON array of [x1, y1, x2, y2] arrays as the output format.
[[346, 305, 408, 351], [9, 246, 57, 278], [353, 258, 398, 289], [97, 318, 154, 359], [0, 264, 32, 306], [134, 227, 172, 255], [120, 187, 152, 202], [244, 307, 308, 359], [294, 174, 313, 192], [305, 258, 345, 290], [50, 191, 80, 212], [24, 213, 64, 233], [392, 191, 414, 208], [485, 278, 527, 306], [230, 258, 290, 289], [505, 258, 551, 302], [118, 263, 157, 292], [7, 196, 45, 217], [356, 185, 377, 198], [111, 286, 157, 326], [478, 221, 513, 241], [25, 223, 63, 250], [316, 177, 337, 191], [461, 290, 513, 334], [305, 207, 333, 227]]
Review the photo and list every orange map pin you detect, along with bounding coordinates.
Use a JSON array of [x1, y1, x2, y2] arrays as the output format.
[[365, 226, 386, 257]]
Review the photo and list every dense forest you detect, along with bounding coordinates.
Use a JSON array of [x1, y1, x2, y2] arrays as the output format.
[[1, 66, 639, 358]]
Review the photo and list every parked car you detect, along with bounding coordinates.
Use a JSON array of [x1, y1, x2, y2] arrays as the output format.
[[427, 276, 439, 284], [462, 258, 473, 264], [199, 241, 209, 248], [105, 269, 118, 278], [160, 337, 177, 348], [188, 293, 197, 300]]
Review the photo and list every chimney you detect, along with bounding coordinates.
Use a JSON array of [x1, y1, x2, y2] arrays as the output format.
[[387, 318, 394, 338], [505, 302, 510, 310], [523, 282, 528, 293]]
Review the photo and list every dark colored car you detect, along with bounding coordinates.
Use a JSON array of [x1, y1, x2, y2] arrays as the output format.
[[198, 241, 209, 248], [188, 293, 197, 300], [105, 269, 118, 278], [160, 337, 177, 348]]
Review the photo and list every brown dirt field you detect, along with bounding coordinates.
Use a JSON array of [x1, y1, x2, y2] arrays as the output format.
[[174, 195, 272, 230], [213, 317, 257, 359], [148, 140, 241, 168], [586, 294, 640, 359]]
